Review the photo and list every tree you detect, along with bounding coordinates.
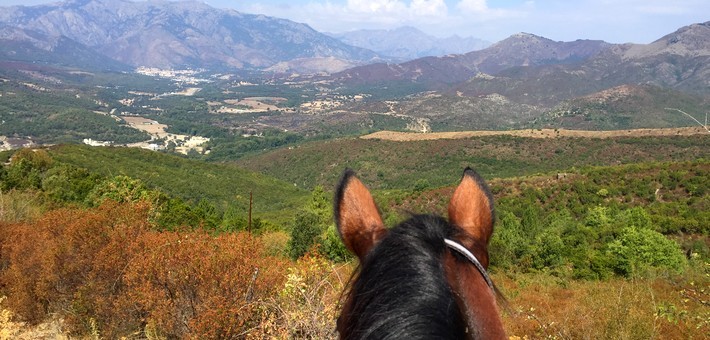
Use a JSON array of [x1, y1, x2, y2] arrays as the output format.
[[154, 197, 200, 230], [86, 175, 157, 206], [220, 205, 247, 232], [194, 198, 220, 230], [2, 149, 53, 190], [288, 186, 332, 259], [42, 164, 101, 203], [288, 210, 323, 259]]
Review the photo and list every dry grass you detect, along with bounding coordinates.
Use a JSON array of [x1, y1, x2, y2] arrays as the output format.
[[361, 127, 709, 141], [0, 297, 68, 340], [498, 261, 709, 339]]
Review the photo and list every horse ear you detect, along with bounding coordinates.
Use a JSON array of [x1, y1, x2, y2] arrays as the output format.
[[334, 169, 386, 261], [448, 167, 495, 244]]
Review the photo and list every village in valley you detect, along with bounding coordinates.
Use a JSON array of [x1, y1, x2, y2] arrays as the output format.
[[86, 67, 375, 154]]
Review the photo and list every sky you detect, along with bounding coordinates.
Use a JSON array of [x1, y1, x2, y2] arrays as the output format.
[[4, 0, 709, 43]]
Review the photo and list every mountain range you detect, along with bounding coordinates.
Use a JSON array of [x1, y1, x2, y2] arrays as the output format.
[[0, 0, 380, 71], [329, 26, 491, 61], [332, 33, 612, 85], [1, 0, 708, 90], [0, 0, 708, 134], [334, 22, 710, 101]]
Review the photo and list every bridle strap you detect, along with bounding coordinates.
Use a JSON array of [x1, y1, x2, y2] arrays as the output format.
[[444, 238, 494, 290]]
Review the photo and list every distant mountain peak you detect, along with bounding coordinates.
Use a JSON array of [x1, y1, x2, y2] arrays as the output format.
[[509, 32, 544, 39], [623, 21, 710, 59], [331, 26, 490, 61]]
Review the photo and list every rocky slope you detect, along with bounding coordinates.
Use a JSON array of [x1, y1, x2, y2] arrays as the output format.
[[0, 0, 381, 70]]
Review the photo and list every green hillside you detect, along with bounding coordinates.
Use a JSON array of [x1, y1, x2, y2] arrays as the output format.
[[235, 134, 709, 190], [0, 78, 148, 144], [47, 144, 307, 222]]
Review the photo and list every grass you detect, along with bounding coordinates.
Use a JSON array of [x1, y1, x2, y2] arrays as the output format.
[[497, 260, 709, 339]]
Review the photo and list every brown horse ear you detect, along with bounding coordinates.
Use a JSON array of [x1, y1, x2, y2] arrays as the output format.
[[334, 169, 386, 261], [448, 167, 495, 244]]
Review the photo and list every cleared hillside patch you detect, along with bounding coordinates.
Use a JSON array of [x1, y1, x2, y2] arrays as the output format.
[[361, 126, 708, 141]]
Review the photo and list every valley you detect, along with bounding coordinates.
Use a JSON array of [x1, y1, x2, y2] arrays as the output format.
[[0, 1, 708, 338]]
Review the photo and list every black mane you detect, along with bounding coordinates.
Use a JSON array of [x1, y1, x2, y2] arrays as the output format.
[[339, 214, 468, 339]]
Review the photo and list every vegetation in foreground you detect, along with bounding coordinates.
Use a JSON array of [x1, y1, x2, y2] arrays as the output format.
[[0, 201, 706, 339], [0, 140, 707, 338]]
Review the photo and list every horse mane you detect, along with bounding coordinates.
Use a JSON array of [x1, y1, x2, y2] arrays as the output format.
[[338, 214, 470, 339]]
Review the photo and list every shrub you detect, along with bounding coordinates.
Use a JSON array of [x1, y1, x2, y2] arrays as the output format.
[[0, 202, 151, 328], [288, 186, 332, 259], [86, 175, 158, 207], [41, 164, 101, 203], [0, 190, 45, 223], [289, 210, 324, 259], [606, 226, 686, 277], [254, 252, 346, 339], [319, 225, 353, 262], [0, 202, 288, 338], [122, 231, 286, 338], [261, 231, 290, 257]]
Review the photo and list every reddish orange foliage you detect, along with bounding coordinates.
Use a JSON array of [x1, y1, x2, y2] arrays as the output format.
[[0, 201, 287, 338]]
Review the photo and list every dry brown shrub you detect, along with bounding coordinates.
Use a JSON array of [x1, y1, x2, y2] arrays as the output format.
[[0, 201, 290, 338], [252, 252, 352, 339], [0, 201, 150, 331], [123, 231, 288, 339]]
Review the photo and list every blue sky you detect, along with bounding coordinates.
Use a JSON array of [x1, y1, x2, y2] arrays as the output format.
[[5, 0, 709, 43]]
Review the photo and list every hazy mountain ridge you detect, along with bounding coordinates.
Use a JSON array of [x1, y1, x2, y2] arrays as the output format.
[[333, 33, 612, 85], [0, 24, 131, 71], [334, 22, 710, 97], [457, 21, 710, 103], [0, 0, 381, 70], [330, 26, 491, 61]]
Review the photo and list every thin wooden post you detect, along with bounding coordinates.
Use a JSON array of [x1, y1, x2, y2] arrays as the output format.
[[248, 190, 253, 233]]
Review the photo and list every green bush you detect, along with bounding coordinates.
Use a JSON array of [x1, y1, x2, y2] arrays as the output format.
[[319, 225, 352, 262], [606, 226, 686, 277], [288, 186, 332, 259], [42, 164, 101, 203], [288, 210, 324, 259]]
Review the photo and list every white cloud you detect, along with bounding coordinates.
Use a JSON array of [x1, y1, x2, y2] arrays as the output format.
[[457, 0, 487, 13], [345, 0, 407, 13], [410, 0, 448, 17], [455, 0, 527, 21], [342, 0, 447, 19]]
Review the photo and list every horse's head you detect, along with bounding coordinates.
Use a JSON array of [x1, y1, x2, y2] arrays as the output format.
[[334, 168, 505, 339]]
